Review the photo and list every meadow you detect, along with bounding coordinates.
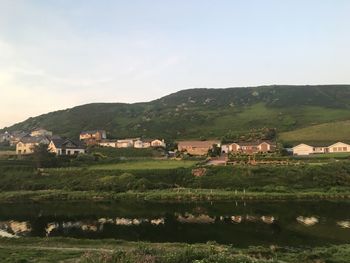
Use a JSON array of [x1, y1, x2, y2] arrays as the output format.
[[88, 159, 198, 170], [0, 237, 350, 263]]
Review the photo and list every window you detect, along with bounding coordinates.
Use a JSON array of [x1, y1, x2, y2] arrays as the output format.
[[333, 147, 337, 152], [343, 147, 347, 151]]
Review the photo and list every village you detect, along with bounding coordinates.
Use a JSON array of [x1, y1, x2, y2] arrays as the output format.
[[1, 128, 350, 163]]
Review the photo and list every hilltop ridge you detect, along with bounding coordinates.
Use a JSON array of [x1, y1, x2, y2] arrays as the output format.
[[3, 85, 350, 143]]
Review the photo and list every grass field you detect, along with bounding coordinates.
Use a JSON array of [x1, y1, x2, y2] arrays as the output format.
[[1, 237, 350, 263], [88, 159, 199, 170], [279, 120, 350, 144]]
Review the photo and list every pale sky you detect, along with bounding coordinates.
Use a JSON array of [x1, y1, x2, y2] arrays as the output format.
[[1, 0, 350, 128]]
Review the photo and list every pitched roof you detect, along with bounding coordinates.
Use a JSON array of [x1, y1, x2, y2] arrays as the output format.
[[19, 135, 49, 144], [51, 138, 86, 149]]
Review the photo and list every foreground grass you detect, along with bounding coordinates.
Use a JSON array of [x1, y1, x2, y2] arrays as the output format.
[[0, 237, 349, 263], [88, 159, 198, 170], [1, 188, 350, 203]]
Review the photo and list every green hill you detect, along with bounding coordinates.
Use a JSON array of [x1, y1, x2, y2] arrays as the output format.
[[279, 120, 350, 145], [3, 85, 350, 142]]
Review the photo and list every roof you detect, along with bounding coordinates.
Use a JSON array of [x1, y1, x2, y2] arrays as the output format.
[[292, 141, 350, 148], [19, 136, 49, 144], [51, 138, 86, 149], [80, 130, 106, 135], [178, 140, 221, 148]]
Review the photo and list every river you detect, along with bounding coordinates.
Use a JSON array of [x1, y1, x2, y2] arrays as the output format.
[[0, 200, 349, 247]]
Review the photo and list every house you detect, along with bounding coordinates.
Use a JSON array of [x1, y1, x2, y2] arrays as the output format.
[[30, 128, 53, 137], [177, 140, 221, 156], [48, 138, 86, 156], [292, 143, 315, 156], [16, 136, 50, 155], [221, 144, 230, 154], [98, 140, 118, 148], [328, 142, 350, 153], [0, 131, 11, 143], [10, 131, 29, 146], [117, 139, 135, 148], [228, 141, 276, 154], [134, 139, 144, 148], [79, 130, 107, 141], [150, 139, 166, 148], [292, 141, 350, 156]]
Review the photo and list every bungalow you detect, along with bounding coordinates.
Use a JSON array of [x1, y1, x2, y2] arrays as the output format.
[[292, 143, 315, 156], [328, 142, 350, 153], [141, 139, 166, 148], [16, 136, 50, 155], [117, 139, 135, 148], [150, 139, 166, 148], [229, 141, 276, 154], [98, 140, 118, 148], [30, 128, 53, 137], [49, 138, 86, 156], [177, 140, 221, 156], [292, 141, 350, 156], [134, 139, 144, 148], [79, 130, 107, 141]]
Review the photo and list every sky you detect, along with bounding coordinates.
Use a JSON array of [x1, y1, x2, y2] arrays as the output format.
[[1, 0, 350, 128]]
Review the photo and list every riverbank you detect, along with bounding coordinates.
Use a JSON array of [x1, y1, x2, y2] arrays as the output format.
[[0, 237, 349, 262], [1, 188, 350, 203]]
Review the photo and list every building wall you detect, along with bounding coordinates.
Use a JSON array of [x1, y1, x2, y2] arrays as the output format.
[[293, 144, 314, 155], [99, 142, 117, 148], [328, 142, 350, 153], [16, 142, 36, 155]]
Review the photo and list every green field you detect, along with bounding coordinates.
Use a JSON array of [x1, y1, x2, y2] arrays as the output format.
[[279, 120, 350, 145], [88, 159, 198, 170], [0, 237, 350, 263]]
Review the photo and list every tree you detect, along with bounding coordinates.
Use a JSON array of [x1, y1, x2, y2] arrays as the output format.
[[208, 144, 221, 157], [32, 144, 57, 168]]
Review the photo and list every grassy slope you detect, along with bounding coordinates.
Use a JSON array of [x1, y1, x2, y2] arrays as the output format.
[[3, 85, 350, 142], [279, 120, 350, 145], [88, 160, 198, 170]]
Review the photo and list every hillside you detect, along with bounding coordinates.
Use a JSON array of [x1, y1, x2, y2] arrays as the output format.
[[3, 85, 350, 142], [279, 120, 350, 145]]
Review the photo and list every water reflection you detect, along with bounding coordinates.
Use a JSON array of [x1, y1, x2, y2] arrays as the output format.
[[337, 220, 350, 229], [297, 216, 319, 226], [0, 220, 31, 237], [0, 201, 350, 246]]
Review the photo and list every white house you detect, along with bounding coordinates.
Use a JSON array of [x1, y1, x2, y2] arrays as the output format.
[[221, 144, 229, 154], [134, 139, 144, 148], [117, 139, 135, 148], [292, 143, 315, 156], [98, 140, 117, 148], [150, 139, 166, 148], [49, 138, 86, 156], [328, 142, 350, 153]]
